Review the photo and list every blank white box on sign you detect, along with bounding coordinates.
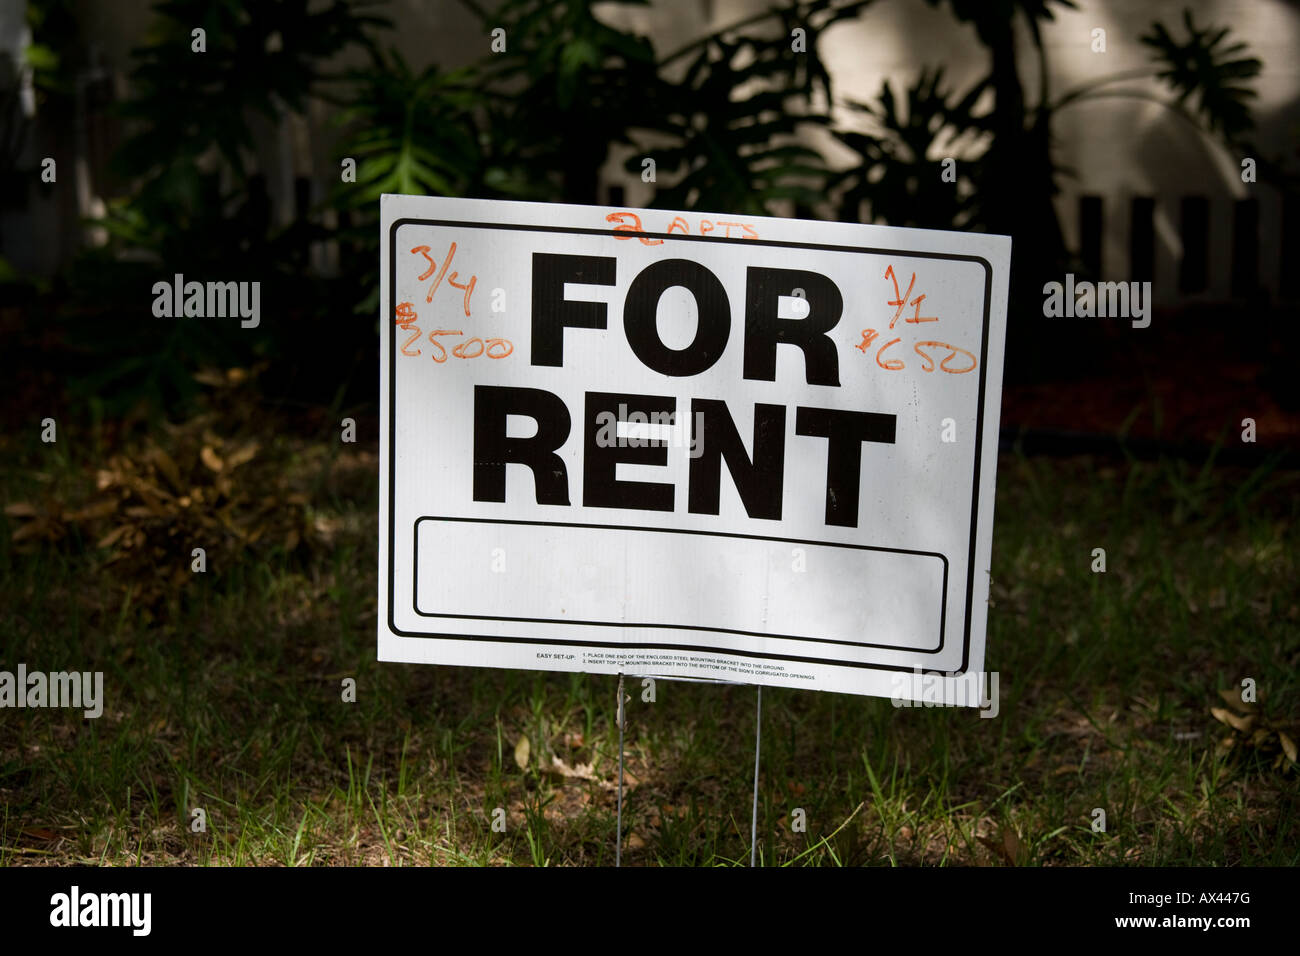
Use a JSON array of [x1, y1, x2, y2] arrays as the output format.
[[414, 517, 945, 650]]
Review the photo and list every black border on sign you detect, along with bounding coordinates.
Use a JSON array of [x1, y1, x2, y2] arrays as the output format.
[[385, 217, 995, 676], [413, 515, 948, 651]]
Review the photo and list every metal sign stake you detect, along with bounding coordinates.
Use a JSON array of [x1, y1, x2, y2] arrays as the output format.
[[613, 673, 761, 867]]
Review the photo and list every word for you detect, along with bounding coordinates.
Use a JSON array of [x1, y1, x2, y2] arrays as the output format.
[[50, 886, 151, 936], [1042, 274, 1152, 328], [151, 274, 260, 328], [530, 252, 846, 381], [0, 664, 103, 719], [606, 210, 759, 244], [890, 668, 999, 717], [857, 265, 977, 374]]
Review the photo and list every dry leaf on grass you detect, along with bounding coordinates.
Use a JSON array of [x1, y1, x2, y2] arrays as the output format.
[[7, 365, 321, 608], [65, 500, 117, 522], [224, 442, 259, 470], [151, 447, 183, 491], [200, 446, 224, 472], [192, 369, 228, 387], [1279, 732, 1297, 764], [544, 756, 598, 782], [1217, 689, 1256, 712], [1211, 707, 1255, 733], [978, 827, 1021, 865], [96, 525, 132, 550], [1210, 695, 1297, 771]]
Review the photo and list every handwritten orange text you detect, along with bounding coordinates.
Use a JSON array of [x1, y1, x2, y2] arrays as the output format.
[[396, 302, 512, 363], [856, 266, 976, 375], [607, 210, 759, 244], [410, 242, 477, 316]]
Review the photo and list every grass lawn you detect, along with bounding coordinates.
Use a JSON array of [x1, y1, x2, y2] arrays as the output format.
[[1, 389, 1297, 866]]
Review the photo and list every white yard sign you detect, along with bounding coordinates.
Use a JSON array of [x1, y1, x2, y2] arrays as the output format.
[[379, 195, 1010, 703]]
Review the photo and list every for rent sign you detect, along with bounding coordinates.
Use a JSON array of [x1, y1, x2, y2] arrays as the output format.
[[378, 195, 1010, 701]]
